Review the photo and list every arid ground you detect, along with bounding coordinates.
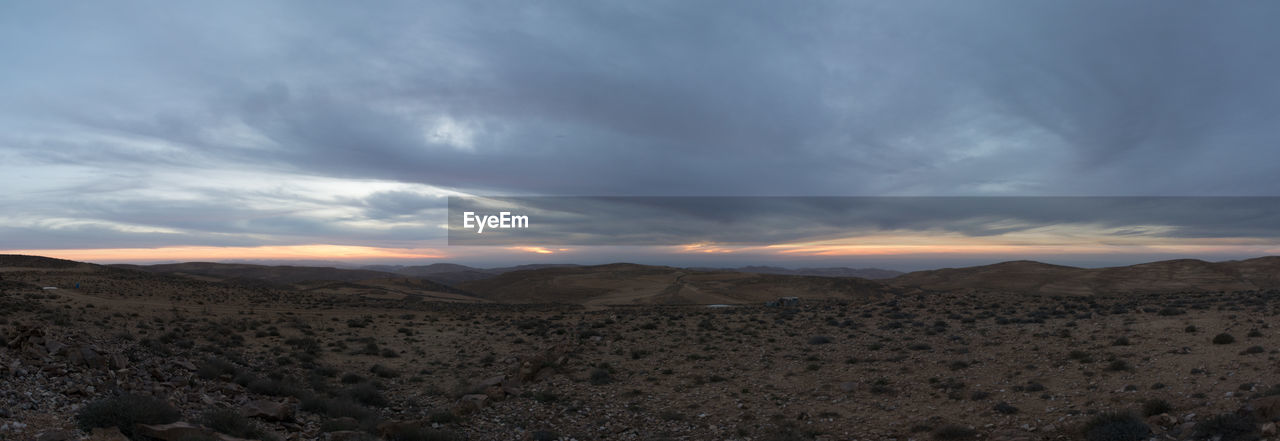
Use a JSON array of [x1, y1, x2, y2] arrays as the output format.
[[1, 255, 1278, 441]]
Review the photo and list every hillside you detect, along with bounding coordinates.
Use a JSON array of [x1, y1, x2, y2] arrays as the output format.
[[890, 257, 1280, 295], [108, 261, 479, 300], [690, 265, 904, 280], [368, 263, 581, 285], [458, 263, 892, 306]]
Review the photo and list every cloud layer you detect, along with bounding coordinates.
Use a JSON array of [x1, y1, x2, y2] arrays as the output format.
[[2, 1, 1279, 262]]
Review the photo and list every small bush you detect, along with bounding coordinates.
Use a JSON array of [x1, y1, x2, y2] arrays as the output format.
[[427, 409, 458, 424], [1106, 360, 1131, 372], [1082, 412, 1149, 441], [1141, 398, 1171, 417], [344, 382, 389, 407], [933, 424, 977, 440], [76, 394, 181, 438], [589, 368, 612, 385], [1240, 345, 1265, 355], [993, 402, 1018, 414], [371, 364, 400, 378], [196, 357, 239, 380], [808, 335, 832, 345], [1068, 350, 1094, 363], [1192, 413, 1259, 441], [532, 390, 559, 403], [1213, 333, 1236, 345], [1111, 337, 1130, 346]]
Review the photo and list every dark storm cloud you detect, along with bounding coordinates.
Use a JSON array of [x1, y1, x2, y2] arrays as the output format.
[[447, 197, 1280, 245], [3, 1, 1280, 252]]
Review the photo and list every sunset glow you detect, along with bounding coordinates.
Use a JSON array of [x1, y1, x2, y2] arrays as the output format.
[[0, 245, 450, 263]]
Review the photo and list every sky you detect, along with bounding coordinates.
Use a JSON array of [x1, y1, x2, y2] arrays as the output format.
[[2, 1, 1279, 270]]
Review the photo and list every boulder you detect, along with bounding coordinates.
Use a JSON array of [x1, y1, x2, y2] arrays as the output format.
[[241, 399, 293, 422], [135, 422, 212, 441], [326, 431, 370, 441], [1145, 413, 1177, 429], [476, 375, 504, 388], [87, 427, 130, 441], [79, 346, 106, 370], [36, 430, 75, 441], [1260, 422, 1276, 436], [44, 340, 65, 357], [484, 385, 506, 401]]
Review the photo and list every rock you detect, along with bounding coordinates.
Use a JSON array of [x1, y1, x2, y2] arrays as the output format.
[[87, 427, 130, 441], [44, 341, 65, 356], [241, 399, 293, 421], [109, 353, 128, 370], [1146, 413, 1177, 429], [1260, 422, 1276, 436], [326, 430, 369, 441], [453, 394, 490, 415], [1250, 395, 1280, 422], [79, 346, 106, 370], [173, 359, 197, 371], [135, 422, 212, 441], [534, 367, 557, 382], [36, 430, 75, 441], [484, 385, 506, 401], [476, 375, 505, 389], [328, 417, 359, 428]]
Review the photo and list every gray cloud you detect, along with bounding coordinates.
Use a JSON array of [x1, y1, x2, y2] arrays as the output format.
[[2, 1, 1279, 258], [447, 197, 1280, 245]]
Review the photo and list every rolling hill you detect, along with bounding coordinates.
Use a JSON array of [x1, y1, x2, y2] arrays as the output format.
[[457, 263, 893, 306], [889, 256, 1280, 295]]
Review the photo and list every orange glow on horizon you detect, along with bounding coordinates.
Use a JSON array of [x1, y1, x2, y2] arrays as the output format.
[[0, 245, 450, 263], [666, 230, 1280, 257], [509, 246, 570, 254]]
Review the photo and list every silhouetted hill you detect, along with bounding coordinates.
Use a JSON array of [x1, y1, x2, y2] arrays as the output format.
[[689, 265, 903, 279], [889, 257, 1280, 295], [458, 263, 892, 305]]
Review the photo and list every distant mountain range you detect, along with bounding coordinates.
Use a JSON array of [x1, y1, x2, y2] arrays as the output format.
[[887, 257, 1280, 295], [688, 265, 903, 279], [456, 263, 893, 305], [361, 263, 581, 285], [7, 254, 1278, 305]]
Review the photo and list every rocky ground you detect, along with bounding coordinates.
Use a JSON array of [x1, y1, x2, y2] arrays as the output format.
[[1, 261, 1279, 441]]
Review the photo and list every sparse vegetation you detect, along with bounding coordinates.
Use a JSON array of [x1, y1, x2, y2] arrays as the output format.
[[1081, 412, 1149, 441], [1192, 413, 1259, 441], [76, 394, 181, 438]]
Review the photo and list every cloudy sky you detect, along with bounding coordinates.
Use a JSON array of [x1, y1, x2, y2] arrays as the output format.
[[2, 1, 1279, 269]]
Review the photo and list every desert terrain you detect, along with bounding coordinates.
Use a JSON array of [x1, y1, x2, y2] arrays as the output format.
[[1, 254, 1278, 441]]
